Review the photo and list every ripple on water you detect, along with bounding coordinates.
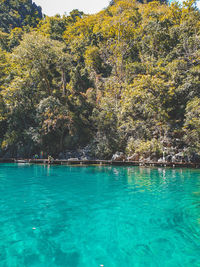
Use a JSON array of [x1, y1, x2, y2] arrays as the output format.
[[0, 164, 200, 266]]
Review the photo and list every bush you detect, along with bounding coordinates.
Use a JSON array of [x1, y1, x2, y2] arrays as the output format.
[[126, 138, 163, 159]]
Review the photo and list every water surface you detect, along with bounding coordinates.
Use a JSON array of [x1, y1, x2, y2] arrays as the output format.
[[0, 164, 200, 266]]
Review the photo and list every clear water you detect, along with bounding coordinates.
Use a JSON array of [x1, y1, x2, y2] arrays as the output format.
[[0, 164, 200, 267]]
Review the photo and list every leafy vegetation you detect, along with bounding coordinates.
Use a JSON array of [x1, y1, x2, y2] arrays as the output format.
[[0, 0, 200, 161], [0, 0, 42, 33]]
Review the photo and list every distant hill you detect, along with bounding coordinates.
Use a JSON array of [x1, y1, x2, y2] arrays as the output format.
[[0, 0, 42, 32]]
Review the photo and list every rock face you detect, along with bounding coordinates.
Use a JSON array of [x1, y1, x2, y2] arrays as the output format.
[[188, 153, 200, 163], [112, 152, 126, 161], [127, 154, 140, 161], [58, 145, 92, 160]]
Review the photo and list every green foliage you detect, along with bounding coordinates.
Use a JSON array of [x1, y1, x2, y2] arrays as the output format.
[[0, 0, 42, 33], [126, 138, 163, 159], [184, 97, 200, 154], [0, 0, 200, 159], [37, 96, 74, 154]]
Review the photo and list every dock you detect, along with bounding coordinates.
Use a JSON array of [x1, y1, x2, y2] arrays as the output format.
[[0, 158, 199, 168]]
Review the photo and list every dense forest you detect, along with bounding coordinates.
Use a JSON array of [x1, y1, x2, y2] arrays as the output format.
[[0, 0, 42, 32], [0, 0, 200, 162]]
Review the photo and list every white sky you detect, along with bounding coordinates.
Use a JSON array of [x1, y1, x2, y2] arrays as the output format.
[[33, 0, 110, 16], [33, 0, 200, 16]]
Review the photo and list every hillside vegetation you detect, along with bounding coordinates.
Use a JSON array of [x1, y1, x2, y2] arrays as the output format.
[[0, 0, 200, 162], [0, 0, 42, 32]]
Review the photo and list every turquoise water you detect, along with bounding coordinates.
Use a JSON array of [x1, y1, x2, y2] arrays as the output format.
[[0, 164, 200, 267]]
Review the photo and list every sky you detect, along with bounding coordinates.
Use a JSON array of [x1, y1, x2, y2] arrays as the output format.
[[34, 0, 200, 16], [33, 0, 110, 16]]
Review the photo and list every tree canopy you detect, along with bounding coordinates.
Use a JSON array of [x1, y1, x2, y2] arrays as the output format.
[[0, 0, 42, 33], [0, 0, 200, 161]]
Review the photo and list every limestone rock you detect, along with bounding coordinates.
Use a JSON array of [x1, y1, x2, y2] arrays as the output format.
[[112, 152, 126, 161]]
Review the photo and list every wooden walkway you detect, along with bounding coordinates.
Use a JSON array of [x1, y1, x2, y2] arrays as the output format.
[[0, 158, 200, 168]]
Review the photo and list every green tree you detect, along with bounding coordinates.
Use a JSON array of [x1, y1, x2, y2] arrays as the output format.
[[184, 97, 200, 155]]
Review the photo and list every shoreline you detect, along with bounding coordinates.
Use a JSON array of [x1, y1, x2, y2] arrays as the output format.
[[0, 158, 200, 169]]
